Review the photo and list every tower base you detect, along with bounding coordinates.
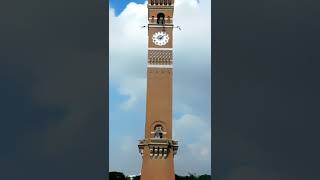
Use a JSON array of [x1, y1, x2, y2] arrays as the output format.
[[138, 138, 178, 180]]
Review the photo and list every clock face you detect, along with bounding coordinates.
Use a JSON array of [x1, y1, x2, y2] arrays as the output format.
[[152, 31, 169, 46]]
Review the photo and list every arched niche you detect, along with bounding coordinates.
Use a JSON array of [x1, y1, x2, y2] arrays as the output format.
[[157, 13, 165, 25], [150, 121, 167, 138]]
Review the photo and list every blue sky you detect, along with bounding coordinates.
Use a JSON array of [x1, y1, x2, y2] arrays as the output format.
[[110, 0, 146, 16], [109, 0, 211, 176]]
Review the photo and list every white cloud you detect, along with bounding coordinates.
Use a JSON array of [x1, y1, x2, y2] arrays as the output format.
[[175, 0, 199, 7], [109, 0, 211, 114], [109, 135, 142, 175], [118, 77, 146, 110], [109, 0, 211, 175], [173, 114, 211, 175], [109, 1, 148, 110]]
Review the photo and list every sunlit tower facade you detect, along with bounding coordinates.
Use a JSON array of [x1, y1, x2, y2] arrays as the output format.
[[138, 0, 178, 180]]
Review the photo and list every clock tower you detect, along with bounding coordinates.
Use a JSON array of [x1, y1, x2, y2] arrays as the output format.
[[138, 0, 178, 180]]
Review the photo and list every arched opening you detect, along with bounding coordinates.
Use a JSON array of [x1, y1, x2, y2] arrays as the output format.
[[154, 125, 164, 139], [157, 13, 165, 25]]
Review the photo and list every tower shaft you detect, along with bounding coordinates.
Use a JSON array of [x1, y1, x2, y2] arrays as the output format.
[[138, 1, 178, 180]]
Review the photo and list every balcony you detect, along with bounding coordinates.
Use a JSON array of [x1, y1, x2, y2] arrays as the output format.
[[138, 138, 179, 157]]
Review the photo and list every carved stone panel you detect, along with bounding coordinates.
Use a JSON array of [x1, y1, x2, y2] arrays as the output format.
[[148, 50, 173, 65]]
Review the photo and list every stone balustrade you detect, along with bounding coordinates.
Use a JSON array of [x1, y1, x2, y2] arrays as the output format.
[[138, 138, 179, 158]]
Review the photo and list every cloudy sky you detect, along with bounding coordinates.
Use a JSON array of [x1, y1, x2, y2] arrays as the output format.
[[109, 0, 211, 176], [2, 0, 320, 179], [0, 0, 107, 179]]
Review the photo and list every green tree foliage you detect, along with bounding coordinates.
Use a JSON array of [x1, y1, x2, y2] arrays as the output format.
[[109, 171, 126, 180], [110, 172, 211, 180], [133, 175, 141, 180], [175, 173, 211, 180], [198, 174, 211, 180]]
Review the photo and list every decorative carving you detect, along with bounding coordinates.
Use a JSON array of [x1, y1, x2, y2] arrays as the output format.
[[138, 139, 146, 156], [149, 146, 168, 159], [138, 138, 178, 159], [148, 50, 173, 65], [150, 0, 174, 6], [172, 141, 178, 155], [150, 148, 153, 156]]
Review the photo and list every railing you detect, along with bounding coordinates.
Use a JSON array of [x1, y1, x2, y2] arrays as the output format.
[[139, 138, 178, 145], [138, 138, 179, 156], [150, 138, 170, 144]]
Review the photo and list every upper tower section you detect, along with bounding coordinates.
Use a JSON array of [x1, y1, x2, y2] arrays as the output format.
[[148, 0, 175, 50], [148, 0, 175, 26]]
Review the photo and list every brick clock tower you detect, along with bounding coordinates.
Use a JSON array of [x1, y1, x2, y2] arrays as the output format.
[[138, 0, 178, 180]]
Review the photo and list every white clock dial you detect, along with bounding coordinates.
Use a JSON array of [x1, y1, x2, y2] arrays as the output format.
[[152, 31, 169, 46]]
